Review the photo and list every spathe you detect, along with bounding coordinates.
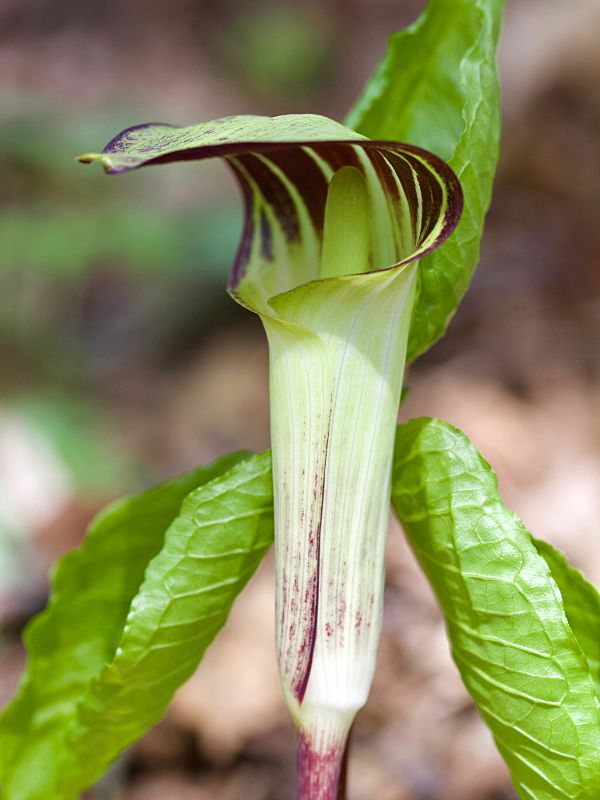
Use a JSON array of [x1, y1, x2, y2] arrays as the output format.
[[80, 113, 462, 798]]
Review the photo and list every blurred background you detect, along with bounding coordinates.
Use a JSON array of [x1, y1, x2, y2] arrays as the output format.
[[1, 0, 599, 797]]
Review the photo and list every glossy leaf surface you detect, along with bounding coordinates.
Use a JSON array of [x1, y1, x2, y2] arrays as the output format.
[[0, 451, 273, 800], [347, 0, 505, 361], [533, 538, 600, 699], [391, 418, 600, 800]]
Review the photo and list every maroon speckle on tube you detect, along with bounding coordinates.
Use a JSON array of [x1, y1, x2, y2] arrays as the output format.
[[297, 730, 345, 800]]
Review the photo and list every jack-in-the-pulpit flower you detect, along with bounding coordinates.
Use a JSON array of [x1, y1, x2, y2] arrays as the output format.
[[79, 114, 462, 799]]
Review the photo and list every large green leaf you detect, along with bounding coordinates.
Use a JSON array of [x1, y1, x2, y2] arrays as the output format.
[[0, 451, 274, 800], [347, 0, 505, 362], [391, 418, 600, 800]]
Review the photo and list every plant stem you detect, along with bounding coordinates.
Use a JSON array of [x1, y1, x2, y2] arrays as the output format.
[[335, 728, 351, 800], [296, 716, 351, 800], [297, 733, 344, 800]]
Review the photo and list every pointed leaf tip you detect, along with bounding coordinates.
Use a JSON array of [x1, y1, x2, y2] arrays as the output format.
[[76, 152, 116, 172]]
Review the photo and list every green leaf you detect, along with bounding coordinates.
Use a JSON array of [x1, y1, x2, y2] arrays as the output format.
[[347, 0, 505, 362], [0, 451, 274, 800], [533, 538, 600, 699], [391, 418, 600, 800]]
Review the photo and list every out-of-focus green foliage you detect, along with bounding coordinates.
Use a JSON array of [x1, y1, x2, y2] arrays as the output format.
[[217, 6, 333, 97], [14, 394, 133, 494], [0, 206, 240, 279]]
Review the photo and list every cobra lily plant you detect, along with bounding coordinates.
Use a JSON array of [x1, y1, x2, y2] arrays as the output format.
[[79, 114, 462, 798], [9, 6, 600, 800]]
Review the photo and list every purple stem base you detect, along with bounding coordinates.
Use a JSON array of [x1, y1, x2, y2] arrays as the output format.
[[297, 728, 350, 800]]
